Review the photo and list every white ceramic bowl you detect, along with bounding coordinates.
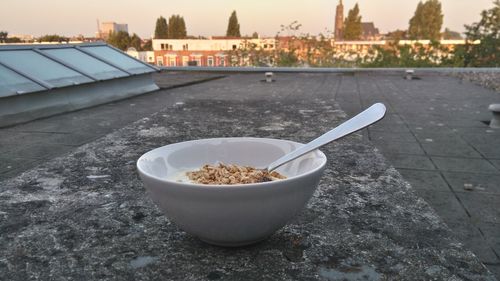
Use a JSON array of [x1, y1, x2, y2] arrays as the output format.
[[137, 137, 327, 246]]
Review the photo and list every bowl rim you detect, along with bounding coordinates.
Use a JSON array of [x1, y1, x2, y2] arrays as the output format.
[[136, 137, 327, 190]]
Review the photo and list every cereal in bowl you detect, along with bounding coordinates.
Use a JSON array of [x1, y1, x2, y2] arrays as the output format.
[[186, 163, 286, 185]]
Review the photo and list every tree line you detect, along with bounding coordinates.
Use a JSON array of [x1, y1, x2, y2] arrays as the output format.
[[1, 1, 497, 66], [342, 0, 456, 41], [108, 10, 242, 50], [152, 1, 498, 67], [0, 32, 22, 43], [153, 10, 242, 39], [228, 0, 498, 67]]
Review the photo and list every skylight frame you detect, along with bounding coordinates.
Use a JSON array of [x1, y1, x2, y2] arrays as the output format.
[[78, 45, 158, 74], [32, 48, 98, 81], [0, 42, 159, 97], [0, 60, 54, 90]]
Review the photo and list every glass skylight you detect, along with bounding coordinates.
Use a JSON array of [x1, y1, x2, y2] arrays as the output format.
[[0, 50, 93, 88], [80, 46, 153, 74], [0, 64, 45, 97], [42, 48, 128, 80], [0, 43, 158, 96]]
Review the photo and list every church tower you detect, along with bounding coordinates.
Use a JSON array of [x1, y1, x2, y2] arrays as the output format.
[[334, 0, 344, 40]]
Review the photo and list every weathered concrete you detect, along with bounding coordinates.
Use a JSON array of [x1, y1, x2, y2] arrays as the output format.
[[335, 71, 500, 278], [0, 73, 495, 280], [0, 72, 224, 181]]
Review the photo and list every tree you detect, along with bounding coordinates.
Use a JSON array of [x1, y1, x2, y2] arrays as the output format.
[[464, 0, 500, 66], [142, 39, 153, 51], [226, 10, 241, 37], [129, 33, 142, 51], [38, 34, 69, 43], [154, 16, 168, 39], [107, 31, 131, 51], [168, 15, 187, 39], [385, 29, 408, 41], [0, 31, 7, 43], [252, 32, 259, 39], [343, 3, 362, 40], [442, 28, 462, 39], [408, 0, 443, 40], [0, 32, 22, 43]]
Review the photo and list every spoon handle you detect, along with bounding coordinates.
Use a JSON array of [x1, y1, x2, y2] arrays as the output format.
[[266, 103, 386, 172]]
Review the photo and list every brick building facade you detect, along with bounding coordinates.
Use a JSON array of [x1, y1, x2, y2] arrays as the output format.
[[152, 37, 276, 66]]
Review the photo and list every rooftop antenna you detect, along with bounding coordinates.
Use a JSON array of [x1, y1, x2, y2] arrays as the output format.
[[97, 19, 101, 36], [96, 19, 101, 37]]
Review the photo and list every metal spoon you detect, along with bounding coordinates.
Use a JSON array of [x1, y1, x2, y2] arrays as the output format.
[[266, 103, 386, 172]]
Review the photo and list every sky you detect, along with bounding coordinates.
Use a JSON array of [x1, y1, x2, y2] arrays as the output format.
[[1, 0, 494, 38]]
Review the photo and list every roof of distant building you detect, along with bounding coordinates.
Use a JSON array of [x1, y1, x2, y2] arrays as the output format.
[[210, 36, 252, 40], [362, 22, 380, 36]]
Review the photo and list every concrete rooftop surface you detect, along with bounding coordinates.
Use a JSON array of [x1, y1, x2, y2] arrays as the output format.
[[0, 71, 499, 280]]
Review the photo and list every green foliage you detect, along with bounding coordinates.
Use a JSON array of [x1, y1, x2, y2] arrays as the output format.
[[142, 39, 153, 51], [154, 16, 168, 39], [277, 50, 299, 66], [385, 29, 408, 41], [408, 0, 443, 40], [168, 15, 187, 39], [6, 37, 22, 43], [361, 41, 463, 67], [252, 32, 259, 39], [107, 31, 149, 51], [107, 31, 131, 50], [38, 34, 69, 43], [441, 45, 466, 67], [226, 11, 241, 37], [277, 21, 302, 37], [442, 28, 462, 39], [129, 33, 142, 51], [343, 3, 362, 40], [0, 31, 7, 43], [0, 31, 21, 43], [229, 21, 469, 68], [463, 0, 500, 66]]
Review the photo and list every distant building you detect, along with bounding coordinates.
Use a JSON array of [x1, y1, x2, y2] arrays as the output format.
[[97, 21, 128, 39], [7, 34, 34, 42], [149, 36, 478, 67], [126, 48, 155, 65], [334, 0, 380, 41], [152, 38, 276, 67], [334, 0, 344, 40], [361, 22, 381, 41]]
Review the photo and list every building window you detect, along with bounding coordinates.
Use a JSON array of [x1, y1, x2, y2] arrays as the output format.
[[168, 56, 176, 66], [182, 56, 189, 66], [219, 57, 225, 67], [207, 56, 214, 67], [232, 44, 237, 50], [263, 44, 268, 49], [194, 56, 202, 66], [161, 43, 165, 50], [269, 44, 274, 49], [157, 56, 163, 66], [183, 44, 189, 51], [169, 44, 173, 50]]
